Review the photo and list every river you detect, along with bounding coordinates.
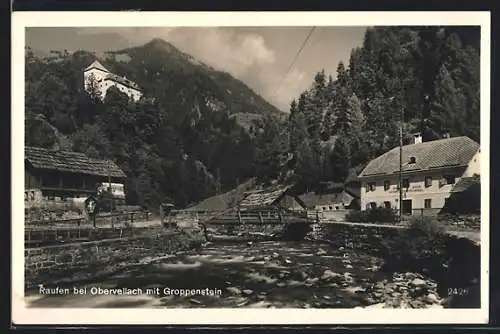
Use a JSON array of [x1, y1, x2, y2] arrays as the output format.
[[26, 240, 447, 308]]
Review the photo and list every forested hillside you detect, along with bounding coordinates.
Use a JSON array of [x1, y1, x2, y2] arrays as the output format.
[[25, 27, 480, 209], [281, 26, 480, 189]]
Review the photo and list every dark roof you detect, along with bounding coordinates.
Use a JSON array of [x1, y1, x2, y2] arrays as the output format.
[[187, 178, 257, 211], [299, 191, 354, 209], [105, 73, 142, 91], [451, 175, 480, 193], [25, 146, 126, 178], [359, 136, 479, 178], [238, 184, 294, 208]]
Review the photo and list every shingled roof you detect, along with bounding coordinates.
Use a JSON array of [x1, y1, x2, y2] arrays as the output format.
[[358, 136, 479, 178], [105, 73, 142, 91], [238, 184, 295, 208], [25, 146, 126, 178]]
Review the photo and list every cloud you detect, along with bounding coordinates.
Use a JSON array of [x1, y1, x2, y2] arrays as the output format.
[[75, 27, 299, 111], [165, 28, 276, 77], [271, 68, 309, 111]]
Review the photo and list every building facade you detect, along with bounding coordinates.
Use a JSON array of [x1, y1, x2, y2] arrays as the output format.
[[358, 136, 480, 215], [25, 146, 127, 210], [84, 60, 143, 102]]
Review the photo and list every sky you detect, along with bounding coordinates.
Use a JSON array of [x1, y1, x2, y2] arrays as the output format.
[[26, 27, 367, 112]]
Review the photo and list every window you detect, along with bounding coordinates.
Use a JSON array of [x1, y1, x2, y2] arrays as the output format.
[[402, 179, 410, 188], [424, 199, 432, 209], [384, 180, 390, 191], [329, 206, 333, 210], [425, 176, 432, 188], [365, 203, 371, 210], [370, 202, 377, 209], [367, 182, 376, 192], [444, 175, 456, 184], [384, 201, 391, 209]]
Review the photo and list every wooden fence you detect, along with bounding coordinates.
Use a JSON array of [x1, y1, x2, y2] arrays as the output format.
[[26, 211, 151, 228]]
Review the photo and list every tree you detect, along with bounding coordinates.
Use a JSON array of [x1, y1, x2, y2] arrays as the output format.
[[346, 93, 365, 137], [329, 136, 351, 183], [85, 73, 103, 102], [430, 65, 467, 137], [294, 139, 318, 187], [71, 123, 111, 159], [333, 62, 351, 135]]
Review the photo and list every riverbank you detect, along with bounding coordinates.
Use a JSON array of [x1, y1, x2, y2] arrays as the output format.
[[24, 217, 480, 309], [26, 240, 452, 309]]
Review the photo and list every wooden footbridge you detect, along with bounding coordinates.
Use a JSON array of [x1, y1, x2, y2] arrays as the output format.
[[163, 208, 315, 226], [162, 207, 317, 242]]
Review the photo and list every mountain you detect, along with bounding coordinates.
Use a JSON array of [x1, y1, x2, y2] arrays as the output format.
[[24, 38, 287, 209], [25, 27, 479, 211], [102, 38, 283, 126]]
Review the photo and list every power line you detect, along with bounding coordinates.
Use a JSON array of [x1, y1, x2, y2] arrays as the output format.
[[273, 26, 316, 100]]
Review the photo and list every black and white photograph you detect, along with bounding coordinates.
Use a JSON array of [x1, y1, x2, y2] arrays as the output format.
[[12, 11, 490, 325]]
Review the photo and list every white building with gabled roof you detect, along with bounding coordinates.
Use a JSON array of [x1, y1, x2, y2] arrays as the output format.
[[357, 135, 480, 215], [83, 60, 143, 102]]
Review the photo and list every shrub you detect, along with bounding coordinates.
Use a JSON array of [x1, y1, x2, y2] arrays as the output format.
[[346, 207, 397, 224], [380, 216, 448, 274], [345, 210, 367, 222], [407, 216, 446, 237]]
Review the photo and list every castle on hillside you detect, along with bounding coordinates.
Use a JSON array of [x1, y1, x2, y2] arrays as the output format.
[[83, 60, 143, 102]]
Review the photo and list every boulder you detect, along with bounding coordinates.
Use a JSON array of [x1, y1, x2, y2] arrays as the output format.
[[321, 270, 340, 280], [410, 278, 427, 287], [226, 287, 242, 295], [426, 293, 439, 304]]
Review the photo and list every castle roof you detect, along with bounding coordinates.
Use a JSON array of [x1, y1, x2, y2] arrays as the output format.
[[104, 73, 142, 91], [84, 60, 110, 73]]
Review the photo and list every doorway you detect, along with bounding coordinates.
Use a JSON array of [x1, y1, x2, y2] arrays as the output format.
[[402, 199, 413, 215]]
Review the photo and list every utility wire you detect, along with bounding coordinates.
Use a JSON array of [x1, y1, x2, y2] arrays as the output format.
[[273, 26, 316, 100]]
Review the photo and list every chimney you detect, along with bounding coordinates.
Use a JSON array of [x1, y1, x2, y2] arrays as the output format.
[[413, 132, 422, 144]]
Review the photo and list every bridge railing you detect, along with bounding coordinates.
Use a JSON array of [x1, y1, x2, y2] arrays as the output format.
[[165, 208, 311, 225]]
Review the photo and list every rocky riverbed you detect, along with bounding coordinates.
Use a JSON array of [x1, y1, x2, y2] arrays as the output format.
[[26, 241, 447, 309]]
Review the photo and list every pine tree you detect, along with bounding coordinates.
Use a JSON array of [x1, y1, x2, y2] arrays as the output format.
[[346, 93, 365, 137], [289, 109, 308, 153], [321, 75, 336, 140], [333, 62, 351, 135], [430, 64, 467, 137], [295, 139, 318, 187], [329, 136, 351, 183]]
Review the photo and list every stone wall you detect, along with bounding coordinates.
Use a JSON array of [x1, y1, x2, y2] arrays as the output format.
[[25, 229, 204, 290], [309, 223, 400, 252]]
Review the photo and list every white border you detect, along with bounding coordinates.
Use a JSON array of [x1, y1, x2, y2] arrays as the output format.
[[12, 11, 491, 325]]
